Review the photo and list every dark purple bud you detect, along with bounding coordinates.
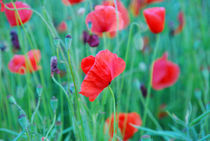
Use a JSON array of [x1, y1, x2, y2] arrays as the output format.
[[50, 56, 60, 76], [87, 34, 99, 47], [0, 42, 7, 51], [10, 31, 20, 51], [82, 31, 90, 44], [168, 21, 175, 37], [140, 84, 147, 98]]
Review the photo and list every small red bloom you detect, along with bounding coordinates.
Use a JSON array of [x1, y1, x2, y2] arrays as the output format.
[[62, 0, 83, 5], [80, 50, 125, 101], [4, 1, 32, 26], [57, 21, 68, 33], [174, 11, 185, 35], [105, 112, 142, 141], [8, 50, 41, 74], [85, 5, 124, 37], [152, 53, 180, 90], [143, 7, 165, 34]]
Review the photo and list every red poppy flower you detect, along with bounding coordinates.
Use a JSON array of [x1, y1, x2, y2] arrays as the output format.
[[4, 1, 32, 27], [105, 112, 142, 141], [152, 53, 180, 90], [85, 5, 124, 37], [8, 50, 41, 74], [80, 50, 125, 101], [130, 0, 163, 16], [130, 0, 147, 16], [57, 21, 68, 33], [0, 0, 5, 12], [174, 11, 185, 35], [62, 0, 83, 5], [103, 0, 130, 37], [143, 7, 165, 34]]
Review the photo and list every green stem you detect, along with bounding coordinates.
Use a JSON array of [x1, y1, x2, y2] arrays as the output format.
[[45, 112, 56, 139], [31, 95, 41, 124], [108, 86, 116, 141], [67, 49, 85, 140], [142, 35, 160, 131]]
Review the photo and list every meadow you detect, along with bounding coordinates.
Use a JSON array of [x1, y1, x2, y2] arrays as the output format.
[[0, 0, 209, 140]]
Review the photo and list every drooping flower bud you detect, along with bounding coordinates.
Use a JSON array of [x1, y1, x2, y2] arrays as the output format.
[[0, 42, 7, 51], [65, 34, 72, 49], [10, 31, 20, 52], [7, 95, 17, 104], [36, 85, 43, 97], [50, 56, 60, 76], [18, 114, 29, 130]]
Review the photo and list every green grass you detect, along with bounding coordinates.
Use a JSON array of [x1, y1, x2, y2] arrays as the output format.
[[0, 0, 209, 140]]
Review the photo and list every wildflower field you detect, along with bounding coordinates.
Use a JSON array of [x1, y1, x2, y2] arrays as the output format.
[[0, 0, 209, 140]]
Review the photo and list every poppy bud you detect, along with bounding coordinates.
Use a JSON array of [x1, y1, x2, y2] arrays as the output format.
[[0, 42, 7, 51], [36, 85, 43, 97], [140, 84, 147, 98], [87, 34, 99, 47], [82, 31, 90, 44], [10, 31, 20, 51], [65, 34, 72, 49], [18, 114, 29, 130], [50, 96, 58, 113], [50, 56, 60, 76], [7, 95, 16, 104]]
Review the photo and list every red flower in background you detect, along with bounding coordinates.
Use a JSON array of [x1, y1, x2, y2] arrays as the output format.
[[8, 50, 41, 74], [57, 21, 68, 33], [4, 1, 32, 26], [152, 53, 180, 90], [143, 7, 165, 34], [103, 0, 130, 37], [146, 0, 163, 4], [174, 11, 185, 35], [158, 104, 168, 119], [105, 112, 142, 141], [62, 0, 83, 5], [85, 5, 124, 37], [0, 0, 5, 12], [80, 50, 125, 101], [130, 0, 163, 16]]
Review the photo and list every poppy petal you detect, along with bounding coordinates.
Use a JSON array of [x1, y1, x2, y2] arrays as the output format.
[[80, 50, 125, 101], [81, 55, 95, 74], [152, 53, 180, 90]]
